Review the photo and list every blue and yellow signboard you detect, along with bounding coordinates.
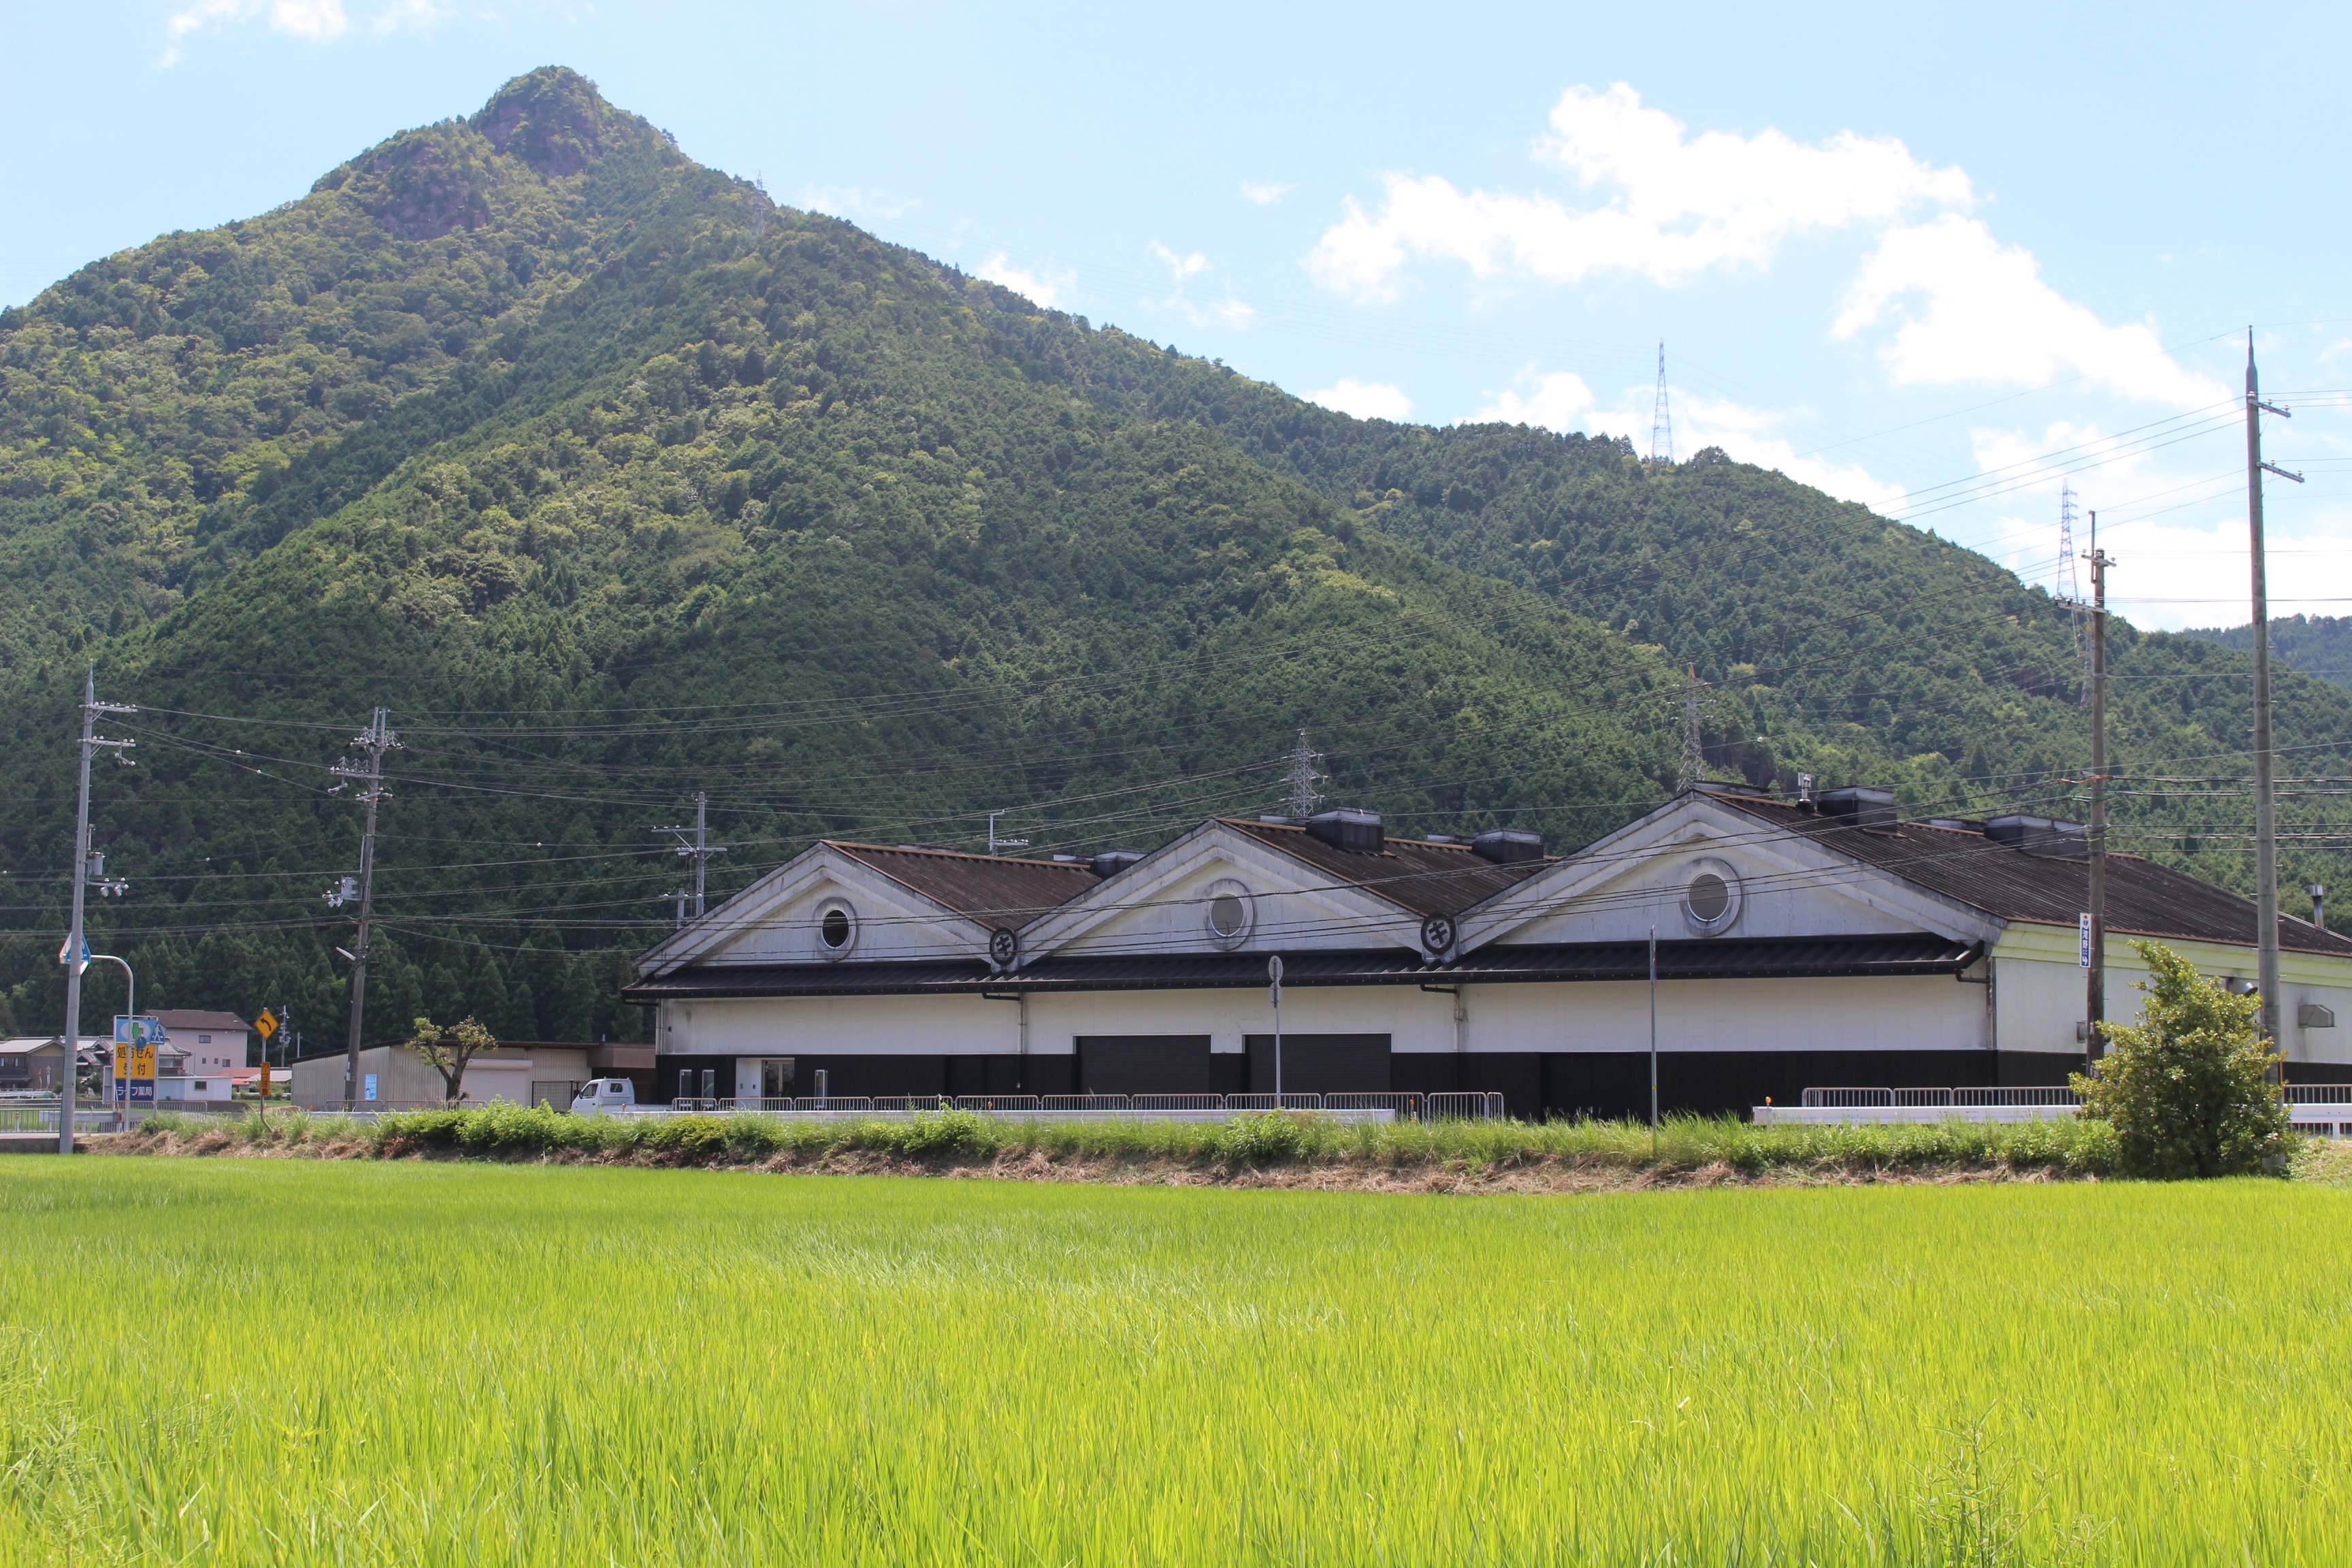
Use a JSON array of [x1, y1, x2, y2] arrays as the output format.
[[114, 1015, 162, 1105]]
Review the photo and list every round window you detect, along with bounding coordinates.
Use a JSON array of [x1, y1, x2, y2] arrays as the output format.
[[1680, 858, 1742, 934], [1201, 878, 1254, 948], [1687, 873, 1729, 923]]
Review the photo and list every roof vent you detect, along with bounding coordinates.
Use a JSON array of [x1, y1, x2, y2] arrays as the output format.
[[1257, 814, 1297, 826], [1472, 828, 1544, 864], [1089, 849, 1145, 878], [1422, 833, 1466, 845], [1985, 815, 2087, 856], [1306, 808, 1384, 853], [1818, 787, 1897, 830], [1051, 853, 1082, 864], [1926, 817, 1981, 832]]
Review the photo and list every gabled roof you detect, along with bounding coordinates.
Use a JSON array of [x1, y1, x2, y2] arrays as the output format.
[[826, 843, 1102, 930], [1715, 795, 2352, 957], [1219, 819, 1554, 917], [152, 1009, 250, 1032]]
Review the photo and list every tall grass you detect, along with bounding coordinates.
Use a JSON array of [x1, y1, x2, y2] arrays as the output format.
[[0, 1160, 2339, 1564], [127, 1104, 2125, 1176]]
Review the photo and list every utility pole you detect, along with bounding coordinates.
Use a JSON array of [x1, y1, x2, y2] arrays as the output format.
[[334, 708, 397, 1107], [57, 670, 135, 1153], [655, 794, 728, 919], [2085, 512, 2113, 1062], [2058, 483, 2089, 704], [986, 811, 1028, 855], [2246, 332, 2302, 1066]]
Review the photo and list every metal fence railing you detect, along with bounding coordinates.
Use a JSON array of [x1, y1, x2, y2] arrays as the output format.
[[638, 1092, 1494, 1122], [2287, 1085, 2352, 1105], [1801, 1087, 2085, 1109]]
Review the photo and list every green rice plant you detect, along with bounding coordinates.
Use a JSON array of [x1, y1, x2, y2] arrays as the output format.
[[0, 1161, 2337, 1565]]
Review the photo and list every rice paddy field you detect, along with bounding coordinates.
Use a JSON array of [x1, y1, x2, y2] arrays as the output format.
[[1, 1158, 2346, 1566]]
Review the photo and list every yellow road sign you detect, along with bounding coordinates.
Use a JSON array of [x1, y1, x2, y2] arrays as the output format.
[[127, 1044, 156, 1080], [255, 1009, 278, 1040]]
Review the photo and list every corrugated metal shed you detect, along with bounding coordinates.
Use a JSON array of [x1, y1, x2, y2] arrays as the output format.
[[1716, 796, 2352, 956], [1221, 819, 1554, 916], [623, 934, 1976, 1001], [828, 843, 1102, 929]]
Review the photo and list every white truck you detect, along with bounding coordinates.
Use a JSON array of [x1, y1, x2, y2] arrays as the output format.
[[570, 1078, 639, 1115]]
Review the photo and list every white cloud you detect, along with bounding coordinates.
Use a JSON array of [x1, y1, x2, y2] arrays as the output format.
[[1309, 379, 1414, 422], [1147, 241, 1256, 329], [1834, 216, 2231, 408], [1307, 82, 1971, 301], [1240, 180, 1296, 206], [1465, 369, 1595, 431], [977, 253, 1072, 309], [798, 184, 919, 223], [160, 0, 444, 63]]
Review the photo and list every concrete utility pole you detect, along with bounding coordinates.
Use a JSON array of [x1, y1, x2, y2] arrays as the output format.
[[655, 794, 728, 919], [2085, 514, 2113, 1062], [336, 708, 398, 1106], [2245, 333, 2302, 1063], [57, 670, 135, 1154]]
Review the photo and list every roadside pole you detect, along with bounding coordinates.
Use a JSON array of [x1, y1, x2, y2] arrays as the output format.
[[1648, 926, 1659, 1159], [2244, 334, 2302, 1077], [1267, 955, 1284, 1100]]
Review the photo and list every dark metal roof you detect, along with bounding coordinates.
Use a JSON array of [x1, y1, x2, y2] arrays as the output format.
[[1716, 796, 2352, 957], [1220, 819, 1554, 917], [623, 934, 1977, 1002], [828, 843, 1103, 930]]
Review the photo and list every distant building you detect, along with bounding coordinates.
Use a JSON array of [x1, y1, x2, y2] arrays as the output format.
[[286, 1041, 655, 1110], [623, 784, 2352, 1117]]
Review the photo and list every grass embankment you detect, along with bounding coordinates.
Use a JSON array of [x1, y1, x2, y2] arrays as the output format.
[[110, 1104, 2124, 1188], [3, 1159, 2347, 1564]]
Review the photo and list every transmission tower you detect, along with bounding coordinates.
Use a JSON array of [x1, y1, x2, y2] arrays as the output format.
[[1675, 667, 1714, 791], [2059, 483, 2089, 703], [1283, 730, 1327, 817], [1649, 342, 1673, 464]]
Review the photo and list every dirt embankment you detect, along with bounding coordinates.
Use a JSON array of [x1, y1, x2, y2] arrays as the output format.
[[91, 1126, 2091, 1192]]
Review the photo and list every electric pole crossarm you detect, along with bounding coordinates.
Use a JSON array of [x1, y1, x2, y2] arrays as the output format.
[[2262, 463, 2305, 484]]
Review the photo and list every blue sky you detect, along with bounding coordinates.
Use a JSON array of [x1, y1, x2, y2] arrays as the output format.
[[8, 0, 2352, 630]]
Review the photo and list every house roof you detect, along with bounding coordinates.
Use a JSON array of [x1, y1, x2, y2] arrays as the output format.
[[152, 1009, 250, 1032], [623, 934, 1976, 1001], [1220, 819, 1555, 917], [826, 843, 1102, 930], [1715, 795, 2352, 957]]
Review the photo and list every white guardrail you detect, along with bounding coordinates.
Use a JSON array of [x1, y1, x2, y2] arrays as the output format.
[[1756, 1085, 2352, 1136]]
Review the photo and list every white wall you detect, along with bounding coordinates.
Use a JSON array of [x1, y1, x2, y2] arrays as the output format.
[[1054, 860, 1406, 957], [661, 975, 1987, 1059], [1993, 926, 2352, 1068], [700, 872, 981, 967]]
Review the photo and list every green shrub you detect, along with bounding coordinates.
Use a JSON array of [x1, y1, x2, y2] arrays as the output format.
[[2072, 941, 2294, 1179], [1214, 1111, 1341, 1165]]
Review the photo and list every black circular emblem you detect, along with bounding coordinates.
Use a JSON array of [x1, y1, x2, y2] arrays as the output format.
[[988, 928, 1019, 967], [1420, 914, 1456, 954]]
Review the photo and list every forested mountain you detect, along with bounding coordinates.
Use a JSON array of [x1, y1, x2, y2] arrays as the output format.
[[0, 67, 2343, 1045], [2186, 615, 2352, 691]]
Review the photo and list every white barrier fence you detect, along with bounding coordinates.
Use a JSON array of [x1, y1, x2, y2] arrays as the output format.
[[1758, 1085, 2352, 1134], [284, 1091, 1510, 1124]]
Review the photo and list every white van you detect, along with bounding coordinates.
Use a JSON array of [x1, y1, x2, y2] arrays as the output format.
[[570, 1078, 638, 1116]]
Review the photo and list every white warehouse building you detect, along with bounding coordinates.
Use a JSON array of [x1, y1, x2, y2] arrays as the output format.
[[625, 783, 2352, 1117]]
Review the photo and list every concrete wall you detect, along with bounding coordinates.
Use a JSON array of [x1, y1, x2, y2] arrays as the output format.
[[290, 1046, 593, 1107], [1993, 924, 2352, 1068]]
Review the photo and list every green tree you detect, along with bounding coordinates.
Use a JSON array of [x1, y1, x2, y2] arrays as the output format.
[[404, 1014, 500, 1105], [2071, 941, 2293, 1178]]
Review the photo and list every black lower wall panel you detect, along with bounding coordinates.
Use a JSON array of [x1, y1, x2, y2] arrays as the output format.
[[1241, 1034, 1390, 1094], [1076, 1036, 1215, 1094], [652, 1053, 1049, 1101]]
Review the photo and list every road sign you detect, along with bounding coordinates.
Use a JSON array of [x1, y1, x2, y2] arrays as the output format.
[[114, 1037, 157, 1105], [255, 1009, 278, 1041], [1267, 954, 1284, 1006]]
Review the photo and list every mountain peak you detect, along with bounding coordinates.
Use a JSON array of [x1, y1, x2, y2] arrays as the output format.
[[470, 67, 621, 178]]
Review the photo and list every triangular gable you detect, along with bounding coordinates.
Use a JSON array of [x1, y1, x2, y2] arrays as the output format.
[[634, 844, 1000, 978], [1455, 792, 2000, 953], [1016, 820, 1439, 966]]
